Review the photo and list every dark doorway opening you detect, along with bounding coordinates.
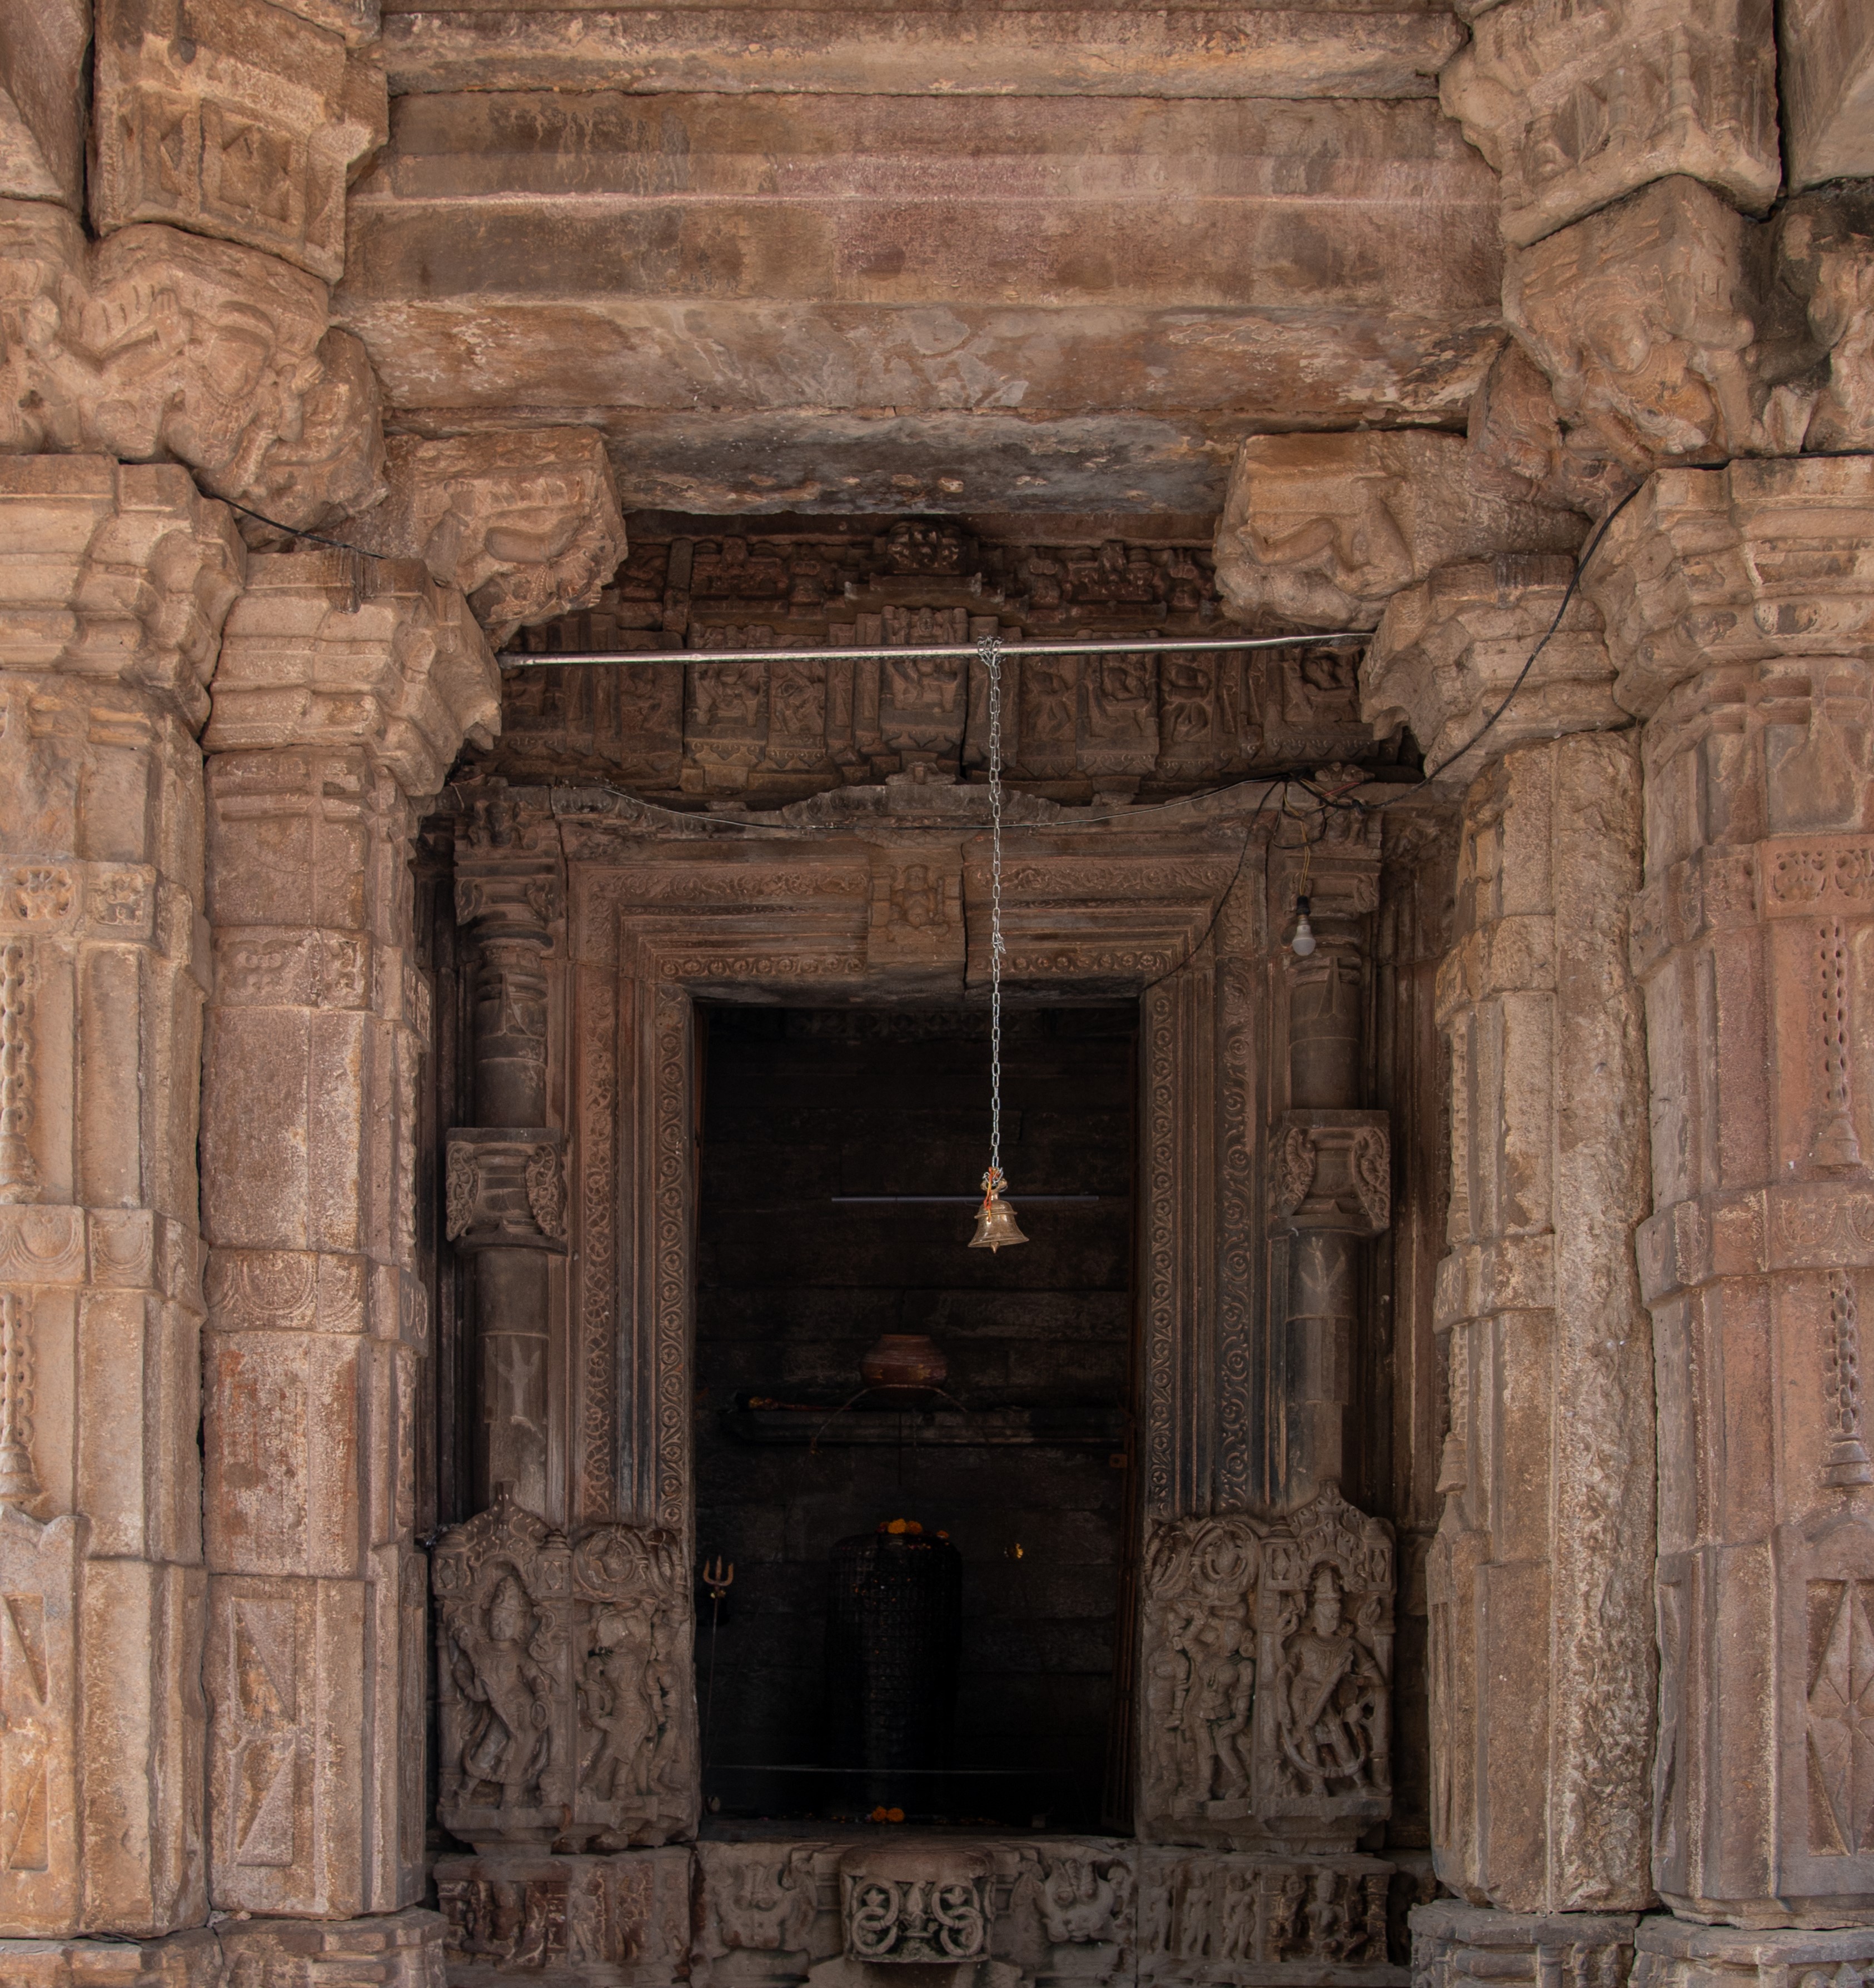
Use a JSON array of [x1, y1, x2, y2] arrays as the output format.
[[692, 1004, 1137, 1832]]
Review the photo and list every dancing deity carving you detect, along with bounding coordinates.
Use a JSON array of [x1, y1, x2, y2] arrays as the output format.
[[433, 1490, 697, 1851]]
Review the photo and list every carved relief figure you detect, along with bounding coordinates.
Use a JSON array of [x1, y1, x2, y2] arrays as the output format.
[[1273, 1571, 1385, 1797], [578, 1601, 658, 1801], [451, 1571, 554, 1807]]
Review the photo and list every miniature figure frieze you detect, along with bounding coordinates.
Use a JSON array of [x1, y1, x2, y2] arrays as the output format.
[[433, 1490, 697, 1851], [1135, 1850, 1397, 1975]]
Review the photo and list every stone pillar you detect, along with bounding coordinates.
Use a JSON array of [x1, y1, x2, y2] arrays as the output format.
[[447, 803, 567, 1523], [1270, 820, 1391, 1510], [198, 550, 497, 1927], [0, 456, 240, 1946], [1364, 561, 1656, 1935], [1586, 456, 1874, 1930]]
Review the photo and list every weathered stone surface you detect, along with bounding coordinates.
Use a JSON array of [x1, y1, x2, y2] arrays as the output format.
[[1592, 461, 1874, 1925], [1441, 0, 1779, 248], [337, 94, 1503, 511], [1468, 343, 1637, 520], [350, 429, 626, 645], [1363, 555, 1621, 779], [1782, 0, 1874, 191], [1504, 178, 1820, 477], [0, 1927, 224, 1986], [1632, 1919, 1874, 1988], [0, 202, 387, 530], [216, 1906, 448, 1984], [204, 551, 499, 791], [92, 0, 388, 282], [199, 557, 495, 1918], [0, 458, 241, 1941], [0, 0, 87, 208], [438, 1847, 691, 1980], [382, 5, 1464, 101], [1213, 432, 1581, 631], [1426, 726, 1654, 1911], [1412, 1901, 1637, 1988], [1587, 455, 1874, 718]]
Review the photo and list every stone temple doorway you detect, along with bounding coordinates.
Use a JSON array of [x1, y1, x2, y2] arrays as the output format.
[[692, 1003, 1138, 1832]]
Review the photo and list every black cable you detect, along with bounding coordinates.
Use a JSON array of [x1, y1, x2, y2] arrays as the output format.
[[222, 497, 393, 560]]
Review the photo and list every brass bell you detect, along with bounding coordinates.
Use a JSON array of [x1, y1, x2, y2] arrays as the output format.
[[968, 1168, 1029, 1252]]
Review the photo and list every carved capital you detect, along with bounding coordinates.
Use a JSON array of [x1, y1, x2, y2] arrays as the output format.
[[350, 430, 626, 646], [0, 456, 246, 728], [92, 0, 388, 282], [1271, 1111, 1390, 1236], [1586, 456, 1874, 718], [1214, 432, 1580, 631], [1441, 0, 1778, 250], [432, 1490, 696, 1850], [1364, 555, 1618, 777], [445, 1129, 567, 1254], [206, 551, 500, 797], [0, 202, 386, 530]]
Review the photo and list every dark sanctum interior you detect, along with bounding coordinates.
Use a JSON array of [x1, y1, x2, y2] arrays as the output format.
[[691, 1005, 1138, 1832]]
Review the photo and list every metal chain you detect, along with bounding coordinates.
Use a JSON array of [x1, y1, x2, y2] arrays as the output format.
[[981, 631, 1005, 1186]]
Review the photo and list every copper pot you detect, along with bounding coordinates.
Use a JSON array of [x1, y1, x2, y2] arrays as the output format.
[[860, 1333, 948, 1392]]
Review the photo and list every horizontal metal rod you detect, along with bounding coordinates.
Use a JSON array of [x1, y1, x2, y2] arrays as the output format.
[[498, 631, 1366, 668], [829, 1194, 1102, 1205]]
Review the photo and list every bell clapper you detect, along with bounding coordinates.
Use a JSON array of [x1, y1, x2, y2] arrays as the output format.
[[968, 633, 1029, 1253]]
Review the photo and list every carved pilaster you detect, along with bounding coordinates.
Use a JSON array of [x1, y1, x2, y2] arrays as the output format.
[[1370, 562, 1656, 1914], [0, 457, 243, 1938], [1587, 459, 1874, 1925], [200, 551, 498, 1919], [453, 790, 567, 1521]]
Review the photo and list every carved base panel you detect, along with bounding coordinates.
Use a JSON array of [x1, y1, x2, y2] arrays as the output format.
[[213, 1909, 450, 1985], [437, 1849, 693, 1985], [437, 1842, 1409, 1988], [1631, 1919, 1874, 1988], [1411, 1902, 1637, 1988]]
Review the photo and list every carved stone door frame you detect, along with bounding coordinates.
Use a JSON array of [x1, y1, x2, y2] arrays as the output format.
[[446, 778, 1388, 1836]]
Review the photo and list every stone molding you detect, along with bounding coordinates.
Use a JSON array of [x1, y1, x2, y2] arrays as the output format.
[[1213, 432, 1581, 632], [1363, 555, 1619, 779], [1412, 1901, 1638, 1988], [1632, 1917, 1874, 1988], [0, 201, 387, 531], [1440, 0, 1778, 250], [205, 550, 499, 798], [92, 0, 387, 282]]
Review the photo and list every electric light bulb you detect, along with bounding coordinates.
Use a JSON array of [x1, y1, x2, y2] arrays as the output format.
[[1290, 894, 1316, 957]]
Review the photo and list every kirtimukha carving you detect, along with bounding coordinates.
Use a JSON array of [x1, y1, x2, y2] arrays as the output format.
[[433, 1490, 697, 1851]]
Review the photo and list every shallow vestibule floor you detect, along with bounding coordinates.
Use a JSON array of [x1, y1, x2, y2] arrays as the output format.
[[691, 1005, 1138, 1831]]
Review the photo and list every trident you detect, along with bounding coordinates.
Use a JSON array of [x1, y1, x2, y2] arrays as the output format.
[[701, 1557, 735, 1770]]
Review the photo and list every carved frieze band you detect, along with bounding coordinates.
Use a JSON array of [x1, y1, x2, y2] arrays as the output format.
[[445, 1129, 569, 1253]]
